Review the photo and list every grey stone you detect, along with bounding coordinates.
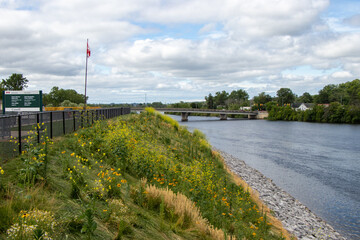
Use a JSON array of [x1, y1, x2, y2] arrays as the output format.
[[215, 148, 347, 240]]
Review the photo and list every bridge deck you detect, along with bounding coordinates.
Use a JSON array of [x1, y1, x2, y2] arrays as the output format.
[[131, 108, 257, 115]]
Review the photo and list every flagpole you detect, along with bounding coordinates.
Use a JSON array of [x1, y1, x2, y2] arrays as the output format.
[[84, 39, 89, 110]]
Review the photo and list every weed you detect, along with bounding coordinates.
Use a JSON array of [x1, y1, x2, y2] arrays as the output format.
[[80, 207, 97, 239]]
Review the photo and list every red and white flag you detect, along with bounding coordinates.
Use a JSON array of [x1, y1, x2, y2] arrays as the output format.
[[87, 42, 91, 58]]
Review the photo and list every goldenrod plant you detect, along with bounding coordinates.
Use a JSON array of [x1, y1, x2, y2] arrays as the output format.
[[0, 109, 286, 239]]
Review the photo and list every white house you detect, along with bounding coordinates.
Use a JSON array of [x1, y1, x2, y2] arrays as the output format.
[[240, 106, 251, 111], [296, 103, 314, 111]]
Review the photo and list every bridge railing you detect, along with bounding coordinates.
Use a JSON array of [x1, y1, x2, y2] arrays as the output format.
[[0, 107, 130, 160]]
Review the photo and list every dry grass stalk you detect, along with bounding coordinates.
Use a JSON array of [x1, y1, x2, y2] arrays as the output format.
[[145, 184, 232, 240]]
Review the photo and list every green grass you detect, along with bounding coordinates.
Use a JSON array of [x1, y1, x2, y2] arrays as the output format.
[[0, 109, 285, 239]]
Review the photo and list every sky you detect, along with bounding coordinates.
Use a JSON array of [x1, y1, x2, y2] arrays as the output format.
[[1, 0, 360, 104]]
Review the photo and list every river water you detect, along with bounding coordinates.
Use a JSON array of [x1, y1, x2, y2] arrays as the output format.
[[170, 115, 360, 240]]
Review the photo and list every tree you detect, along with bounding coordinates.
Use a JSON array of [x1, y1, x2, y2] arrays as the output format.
[[43, 86, 87, 107], [316, 84, 343, 104], [0, 84, 4, 100], [253, 92, 272, 104], [276, 88, 295, 105], [342, 79, 360, 106], [297, 92, 313, 103], [228, 89, 249, 106], [213, 91, 229, 108], [171, 101, 191, 108], [149, 102, 165, 108], [60, 100, 78, 107], [190, 102, 203, 108], [205, 93, 215, 109], [1, 73, 29, 90], [315, 79, 360, 105]]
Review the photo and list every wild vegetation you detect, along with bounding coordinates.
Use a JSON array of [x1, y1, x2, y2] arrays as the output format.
[[43, 86, 87, 107], [267, 102, 360, 124], [266, 79, 360, 123], [0, 109, 286, 239]]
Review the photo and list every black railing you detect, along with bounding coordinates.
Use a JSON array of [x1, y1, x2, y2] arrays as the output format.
[[0, 107, 130, 160]]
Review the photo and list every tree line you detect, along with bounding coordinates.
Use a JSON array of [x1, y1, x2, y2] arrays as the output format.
[[265, 79, 360, 123], [199, 79, 360, 123], [203, 79, 360, 109], [266, 102, 360, 123]]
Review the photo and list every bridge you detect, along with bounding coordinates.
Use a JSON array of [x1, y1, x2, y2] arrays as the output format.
[[131, 108, 268, 121]]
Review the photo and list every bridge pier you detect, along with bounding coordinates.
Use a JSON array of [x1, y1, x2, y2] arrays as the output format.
[[220, 114, 227, 120], [248, 114, 256, 119], [181, 112, 189, 122]]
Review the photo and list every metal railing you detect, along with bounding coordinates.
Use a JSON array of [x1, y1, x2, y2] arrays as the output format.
[[0, 107, 130, 160]]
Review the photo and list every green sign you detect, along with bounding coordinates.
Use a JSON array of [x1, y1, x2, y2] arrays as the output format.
[[2, 90, 42, 113]]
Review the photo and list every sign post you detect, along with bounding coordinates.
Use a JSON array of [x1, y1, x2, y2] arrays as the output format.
[[2, 90, 43, 114]]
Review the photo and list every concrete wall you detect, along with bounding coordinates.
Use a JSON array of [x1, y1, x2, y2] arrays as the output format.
[[256, 111, 268, 119]]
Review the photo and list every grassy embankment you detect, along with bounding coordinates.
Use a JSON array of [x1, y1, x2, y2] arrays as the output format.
[[0, 108, 287, 239]]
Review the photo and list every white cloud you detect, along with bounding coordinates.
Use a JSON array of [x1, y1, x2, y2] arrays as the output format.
[[1, 0, 359, 103], [314, 33, 360, 58], [331, 71, 353, 78]]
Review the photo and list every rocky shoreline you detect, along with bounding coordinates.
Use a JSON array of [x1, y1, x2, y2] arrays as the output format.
[[217, 149, 346, 240]]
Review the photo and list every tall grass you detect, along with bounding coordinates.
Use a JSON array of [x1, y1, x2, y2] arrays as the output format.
[[145, 184, 229, 239]]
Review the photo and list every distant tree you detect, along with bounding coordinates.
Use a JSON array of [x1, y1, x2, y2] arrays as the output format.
[[43, 86, 87, 107], [315, 84, 345, 104], [205, 93, 215, 109], [0, 84, 4, 100], [342, 79, 360, 106], [253, 92, 272, 104], [190, 102, 203, 108], [214, 91, 229, 108], [171, 101, 191, 108], [276, 88, 295, 105], [60, 100, 78, 107], [228, 89, 249, 106], [150, 102, 165, 108], [1, 73, 29, 90], [297, 92, 313, 103]]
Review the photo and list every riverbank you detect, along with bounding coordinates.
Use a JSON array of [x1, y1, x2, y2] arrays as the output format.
[[217, 149, 346, 240]]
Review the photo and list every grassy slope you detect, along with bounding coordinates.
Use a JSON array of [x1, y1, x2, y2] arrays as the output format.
[[0, 109, 285, 240]]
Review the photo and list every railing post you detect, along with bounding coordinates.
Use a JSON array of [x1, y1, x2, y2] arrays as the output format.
[[73, 111, 76, 132], [81, 110, 83, 129], [63, 111, 66, 135], [86, 110, 88, 126], [37, 113, 40, 143], [50, 112, 53, 139], [18, 115, 22, 154]]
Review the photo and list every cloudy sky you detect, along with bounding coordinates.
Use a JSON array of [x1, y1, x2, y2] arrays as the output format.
[[1, 0, 360, 103]]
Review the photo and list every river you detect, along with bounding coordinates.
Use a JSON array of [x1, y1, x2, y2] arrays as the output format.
[[170, 115, 360, 240]]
